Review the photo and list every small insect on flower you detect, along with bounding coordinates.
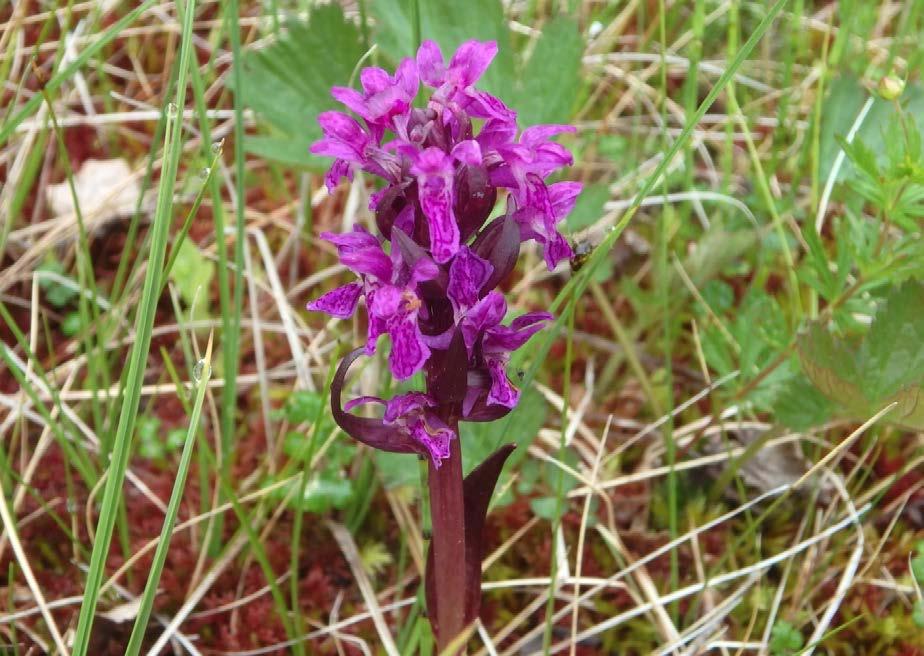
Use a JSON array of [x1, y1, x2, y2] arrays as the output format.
[[569, 237, 595, 272]]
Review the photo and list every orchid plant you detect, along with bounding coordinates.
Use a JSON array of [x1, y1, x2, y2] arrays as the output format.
[[306, 39, 580, 651]]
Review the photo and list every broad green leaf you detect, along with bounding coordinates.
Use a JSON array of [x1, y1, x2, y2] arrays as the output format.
[[912, 548, 924, 583], [529, 496, 559, 520], [773, 373, 834, 430], [566, 182, 609, 232], [372, 0, 514, 100], [797, 282, 924, 429], [884, 385, 924, 430], [137, 416, 165, 461], [235, 5, 365, 166], [699, 280, 735, 315], [860, 281, 924, 398], [913, 600, 924, 629], [61, 312, 83, 337], [277, 390, 326, 425], [510, 17, 584, 126]]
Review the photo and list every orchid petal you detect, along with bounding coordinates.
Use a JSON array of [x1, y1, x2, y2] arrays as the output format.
[[448, 40, 497, 87], [306, 282, 362, 319], [451, 140, 483, 166], [417, 40, 446, 87]]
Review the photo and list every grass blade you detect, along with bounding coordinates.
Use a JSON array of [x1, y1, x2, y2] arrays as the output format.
[[124, 333, 214, 656], [69, 1, 198, 653]]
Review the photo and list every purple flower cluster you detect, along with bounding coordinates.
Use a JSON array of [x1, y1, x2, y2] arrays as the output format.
[[308, 40, 580, 467]]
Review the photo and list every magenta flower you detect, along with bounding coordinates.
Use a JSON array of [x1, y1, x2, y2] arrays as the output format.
[[345, 391, 454, 464], [305, 38, 580, 651], [307, 225, 437, 380]]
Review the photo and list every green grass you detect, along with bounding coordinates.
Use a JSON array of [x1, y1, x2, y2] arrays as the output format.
[[0, 0, 923, 654], [70, 0, 198, 651]]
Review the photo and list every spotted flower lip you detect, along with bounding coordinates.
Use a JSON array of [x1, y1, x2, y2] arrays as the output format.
[[307, 38, 581, 466]]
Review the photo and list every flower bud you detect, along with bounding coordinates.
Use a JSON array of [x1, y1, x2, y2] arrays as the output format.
[[878, 74, 905, 101]]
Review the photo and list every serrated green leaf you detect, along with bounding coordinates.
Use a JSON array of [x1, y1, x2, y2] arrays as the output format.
[[859, 281, 924, 399], [235, 5, 365, 166], [773, 373, 834, 430], [359, 541, 393, 578], [510, 17, 584, 126], [837, 135, 879, 179], [797, 323, 866, 414]]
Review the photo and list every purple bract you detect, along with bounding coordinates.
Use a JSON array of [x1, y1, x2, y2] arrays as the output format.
[[307, 39, 581, 467]]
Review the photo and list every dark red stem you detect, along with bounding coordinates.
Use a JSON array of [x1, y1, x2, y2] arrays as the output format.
[[427, 424, 467, 652]]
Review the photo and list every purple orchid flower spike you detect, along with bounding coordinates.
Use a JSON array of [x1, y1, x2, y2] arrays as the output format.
[[305, 38, 581, 653]]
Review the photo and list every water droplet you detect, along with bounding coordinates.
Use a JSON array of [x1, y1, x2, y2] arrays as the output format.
[[192, 359, 205, 382], [199, 167, 211, 179], [210, 141, 222, 154], [166, 102, 178, 118]]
